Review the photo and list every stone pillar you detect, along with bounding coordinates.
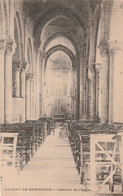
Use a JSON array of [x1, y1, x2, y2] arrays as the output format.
[[76, 65, 80, 119], [25, 73, 31, 120], [99, 40, 109, 124], [86, 77, 91, 120], [73, 90, 76, 119], [108, 41, 118, 124], [35, 49, 40, 119], [73, 69, 77, 119], [41, 54, 46, 116], [87, 69, 91, 119], [0, 40, 6, 123], [71, 70, 75, 118], [94, 63, 102, 121], [30, 74, 34, 120], [13, 61, 22, 97], [88, 24, 96, 121], [79, 54, 84, 120], [79, 40, 87, 120], [88, 65, 96, 121], [84, 63, 88, 120], [20, 61, 27, 98], [4, 39, 16, 123]]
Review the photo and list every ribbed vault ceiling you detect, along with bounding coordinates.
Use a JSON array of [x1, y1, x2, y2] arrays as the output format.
[[23, 0, 100, 62]]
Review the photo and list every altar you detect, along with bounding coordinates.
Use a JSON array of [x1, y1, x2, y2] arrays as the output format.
[[51, 113, 67, 121]]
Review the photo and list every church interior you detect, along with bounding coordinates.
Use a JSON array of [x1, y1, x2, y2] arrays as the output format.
[[0, 0, 123, 195]]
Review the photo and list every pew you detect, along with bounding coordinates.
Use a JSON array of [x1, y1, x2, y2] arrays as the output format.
[[67, 120, 123, 193], [0, 118, 53, 173], [1, 124, 33, 165]]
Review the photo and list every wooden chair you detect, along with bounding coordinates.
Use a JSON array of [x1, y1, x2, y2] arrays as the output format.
[[90, 134, 118, 193], [78, 132, 90, 188], [110, 132, 123, 193], [0, 132, 19, 175]]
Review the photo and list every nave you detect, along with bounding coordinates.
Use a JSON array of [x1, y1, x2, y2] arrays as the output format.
[[1, 124, 85, 196], [1, 0, 123, 195], [2, 127, 81, 193], [1, 121, 123, 196]]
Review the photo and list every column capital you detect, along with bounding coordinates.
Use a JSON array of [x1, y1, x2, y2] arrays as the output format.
[[88, 66, 95, 79], [94, 63, 102, 72], [0, 40, 6, 54], [98, 40, 109, 57], [26, 73, 31, 79], [21, 61, 28, 72], [31, 74, 34, 80], [41, 52, 46, 59], [88, 60, 95, 68], [108, 40, 123, 55], [5, 39, 16, 55], [88, 60, 95, 75], [13, 61, 22, 71]]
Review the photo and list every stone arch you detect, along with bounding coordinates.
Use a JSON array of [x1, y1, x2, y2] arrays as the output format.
[[46, 38, 76, 57], [40, 14, 83, 41], [16, 11, 24, 61], [27, 43, 31, 64], [27, 39, 32, 72], [13, 17, 21, 62], [34, 5, 85, 44], [43, 33, 77, 56], [45, 44, 76, 70], [95, 3, 102, 64], [26, 37, 34, 74], [93, 2, 101, 21], [12, 11, 24, 63]]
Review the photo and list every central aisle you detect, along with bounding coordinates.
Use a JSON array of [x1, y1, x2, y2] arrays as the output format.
[[1, 128, 122, 196], [2, 128, 94, 196], [18, 132, 81, 187]]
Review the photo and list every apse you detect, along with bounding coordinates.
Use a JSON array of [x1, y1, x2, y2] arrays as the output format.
[[44, 50, 73, 118]]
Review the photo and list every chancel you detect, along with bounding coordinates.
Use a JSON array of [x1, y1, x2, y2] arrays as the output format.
[[45, 50, 73, 118], [0, 0, 123, 195]]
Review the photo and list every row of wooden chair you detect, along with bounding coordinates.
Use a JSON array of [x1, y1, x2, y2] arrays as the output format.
[[0, 119, 54, 175], [67, 121, 123, 193]]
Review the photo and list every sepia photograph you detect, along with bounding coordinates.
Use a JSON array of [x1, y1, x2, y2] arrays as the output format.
[[0, 0, 123, 195]]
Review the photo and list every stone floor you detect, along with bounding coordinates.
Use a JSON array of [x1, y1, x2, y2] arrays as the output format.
[[1, 129, 122, 196]]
